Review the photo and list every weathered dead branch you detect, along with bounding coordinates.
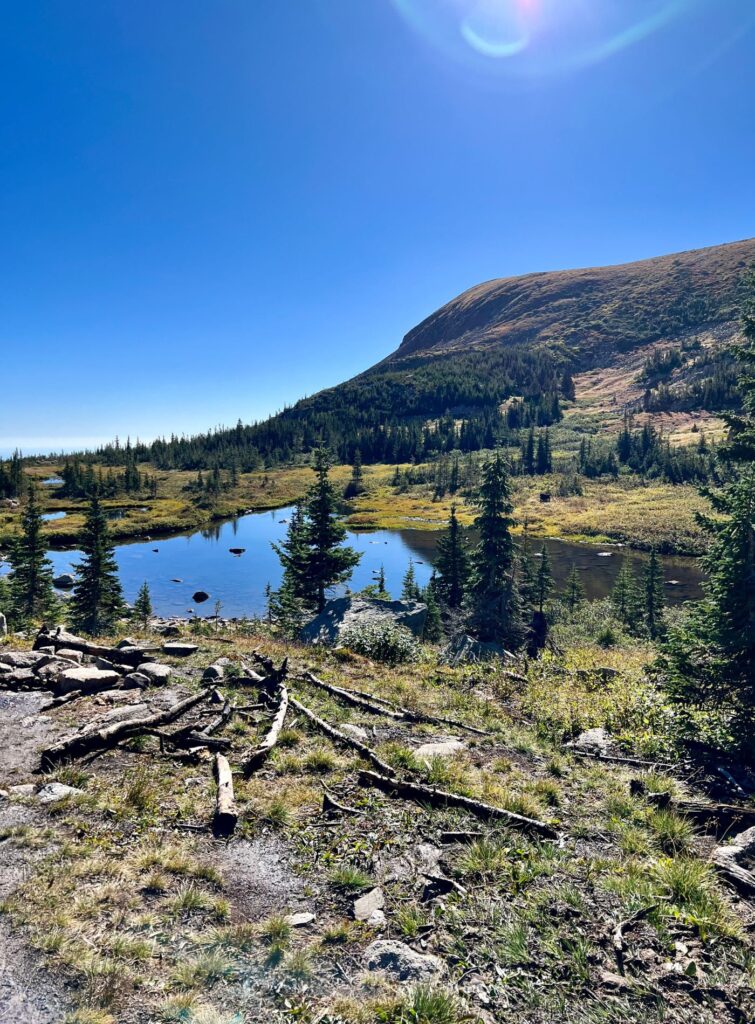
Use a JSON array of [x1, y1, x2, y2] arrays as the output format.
[[40, 688, 210, 769], [299, 670, 491, 737], [213, 753, 238, 837], [358, 768, 559, 838], [288, 695, 397, 777], [242, 666, 289, 775], [35, 628, 149, 668]]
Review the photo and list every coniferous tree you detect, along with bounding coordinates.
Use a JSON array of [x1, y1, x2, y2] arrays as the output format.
[[133, 581, 153, 628], [70, 496, 124, 635], [518, 521, 538, 615], [422, 576, 444, 642], [663, 277, 755, 754], [376, 564, 387, 597], [611, 560, 641, 631], [565, 563, 585, 613], [643, 549, 665, 639], [535, 544, 553, 614], [299, 449, 360, 613], [435, 504, 469, 609], [344, 449, 365, 498], [271, 505, 309, 604], [7, 484, 56, 627], [401, 559, 421, 602], [466, 454, 525, 646]]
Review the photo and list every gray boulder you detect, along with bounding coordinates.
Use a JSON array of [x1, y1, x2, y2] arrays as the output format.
[[55, 667, 121, 695], [442, 634, 512, 666], [37, 782, 83, 805], [568, 727, 610, 755], [123, 671, 150, 689], [363, 940, 444, 981], [162, 642, 199, 657], [414, 738, 465, 762], [300, 596, 427, 645], [139, 662, 173, 684]]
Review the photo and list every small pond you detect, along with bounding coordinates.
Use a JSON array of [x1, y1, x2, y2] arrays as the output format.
[[4, 505, 704, 619]]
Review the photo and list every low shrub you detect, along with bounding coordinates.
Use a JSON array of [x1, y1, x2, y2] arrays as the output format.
[[338, 619, 421, 666]]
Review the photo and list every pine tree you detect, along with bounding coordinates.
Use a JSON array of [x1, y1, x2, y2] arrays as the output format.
[[271, 505, 309, 603], [345, 448, 365, 498], [422, 576, 444, 642], [401, 559, 421, 601], [133, 580, 153, 628], [302, 449, 360, 611], [536, 429, 552, 474], [466, 454, 525, 646], [518, 521, 538, 615], [561, 367, 576, 401], [535, 544, 553, 614], [611, 560, 641, 631], [7, 483, 56, 627], [70, 495, 124, 636], [435, 504, 469, 609], [376, 564, 387, 597], [565, 563, 585, 613], [643, 549, 665, 639]]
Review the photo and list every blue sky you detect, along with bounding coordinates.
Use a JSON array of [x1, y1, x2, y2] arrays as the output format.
[[2, 0, 754, 455]]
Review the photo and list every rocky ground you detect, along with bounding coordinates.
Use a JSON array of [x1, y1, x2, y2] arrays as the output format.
[[0, 624, 754, 1024]]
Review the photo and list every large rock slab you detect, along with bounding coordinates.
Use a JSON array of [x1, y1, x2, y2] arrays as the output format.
[[301, 596, 427, 645], [414, 738, 465, 762], [55, 667, 121, 695], [363, 940, 444, 981], [138, 662, 173, 685], [37, 782, 83, 805], [162, 642, 199, 658]]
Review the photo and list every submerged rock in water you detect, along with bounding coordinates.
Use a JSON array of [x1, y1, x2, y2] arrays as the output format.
[[192, 591, 210, 603]]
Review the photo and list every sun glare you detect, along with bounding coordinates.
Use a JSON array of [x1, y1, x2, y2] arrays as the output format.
[[391, 0, 709, 77]]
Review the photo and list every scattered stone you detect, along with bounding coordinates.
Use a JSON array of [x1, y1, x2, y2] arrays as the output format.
[[139, 662, 173, 684], [354, 887, 385, 922], [203, 664, 225, 681], [52, 573, 75, 589], [301, 596, 428, 645], [123, 672, 150, 689], [9, 784, 36, 797], [56, 649, 83, 663], [285, 912, 315, 927], [193, 591, 210, 604], [568, 727, 610, 755], [118, 638, 139, 649], [0, 652, 46, 669], [37, 782, 83, 804], [55, 667, 121, 695], [162, 642, 199, 657], [414, 738, 465, 761], [363, 940, 444, 981], [341, 723, 369, 741], [229, 547, 246, 555]]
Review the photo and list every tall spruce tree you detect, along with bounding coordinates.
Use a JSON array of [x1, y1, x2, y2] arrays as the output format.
[[565, 562, 585, 612], [7, 483, 56, 627], [422, 576, 444, 642], [664, 276, 755, 755], [643, 549, 665, 639], [612, 560, 641, 631], [466, 454, 525, 646], [435, 504, 469, 609], [70, 495, 124, 635], [535, 544, 553, 614], [401, 559, 420, 601], [276, 449, 360, 614]]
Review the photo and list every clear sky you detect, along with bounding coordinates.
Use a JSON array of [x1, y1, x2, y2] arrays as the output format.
[[2, 0, 754, 456]]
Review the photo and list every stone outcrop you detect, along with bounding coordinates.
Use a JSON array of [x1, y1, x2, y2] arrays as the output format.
[[300, 596, 427, 645]]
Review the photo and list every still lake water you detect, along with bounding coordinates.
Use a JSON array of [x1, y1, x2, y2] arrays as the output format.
[[2, 505, 704, 619]]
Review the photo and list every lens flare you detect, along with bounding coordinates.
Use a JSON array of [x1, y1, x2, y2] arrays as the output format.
[[391, 0, 716, 78]]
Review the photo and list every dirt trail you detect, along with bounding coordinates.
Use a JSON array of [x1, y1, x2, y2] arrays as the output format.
[[0, 692, 72, 1022]]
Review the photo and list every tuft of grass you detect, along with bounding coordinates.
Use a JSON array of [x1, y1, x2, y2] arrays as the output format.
[[259, 914, 291, 945], [261, 797, 291, 828], [172, 950, 237, 990], [166, 883, 212, 917], [329, 865, 374, 892], [396, 905, 427, 939], [458, 837, 509, 879], [303, 747, 338, 774], [399, 985, 459, 1024], [203, 922, 257, 952], [380, 742, 422, 773], [497, 921, 530, 966], [321, 920, 352, 945], [64, 1011, 116, 1024], [277, 728, 302, 749], [646, 808, 695, 854], [284, 946, 313, 979]]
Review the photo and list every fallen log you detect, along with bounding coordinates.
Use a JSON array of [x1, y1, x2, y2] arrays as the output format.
[[39, 689, 84, 712], [148, 727, 231, 752], [40, 688, 210, 769], [644, 793, 755, 831], [289, 695, 397, 777], [569, 750, 674, 770], [322, 786, 362, 816], [299, 670, 491, 737], [213, 753, 238, 837], [712, 827, 755, 896], [358, 769, 559, 839], [35, 628, 147, 669], [242, 678, 289, 775]]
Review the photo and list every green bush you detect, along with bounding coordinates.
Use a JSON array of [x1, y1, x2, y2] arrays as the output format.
[[338, 619, 421, 666]]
